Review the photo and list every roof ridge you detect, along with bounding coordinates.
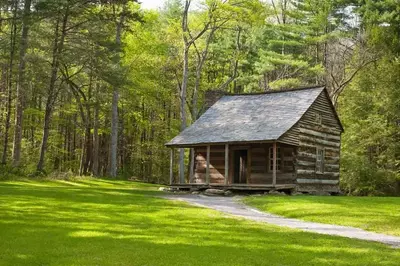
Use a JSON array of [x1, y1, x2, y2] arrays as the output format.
[[225, 85, 325, 96]]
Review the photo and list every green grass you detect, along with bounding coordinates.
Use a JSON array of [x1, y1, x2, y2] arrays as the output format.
[[0, 180, 399, 266], [243, 195, 400, 237]]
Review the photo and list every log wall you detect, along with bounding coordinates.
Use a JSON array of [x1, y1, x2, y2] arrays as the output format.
[[249, 143, 296, 184], [292, 90, 342, 192]]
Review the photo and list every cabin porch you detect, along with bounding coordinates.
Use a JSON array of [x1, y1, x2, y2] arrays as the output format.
[[169, 183, 296, 192], [169, 142, 297, 190]]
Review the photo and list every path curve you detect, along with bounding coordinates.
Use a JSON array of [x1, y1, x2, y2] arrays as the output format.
[[163, 194, 400, 248]]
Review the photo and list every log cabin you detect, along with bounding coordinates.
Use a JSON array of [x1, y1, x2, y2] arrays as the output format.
[[166, 86, 344, 193]]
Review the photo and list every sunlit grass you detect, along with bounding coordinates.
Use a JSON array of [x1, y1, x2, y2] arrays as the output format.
[[244, 195, 400, 236], [0, 180, 399, 265]]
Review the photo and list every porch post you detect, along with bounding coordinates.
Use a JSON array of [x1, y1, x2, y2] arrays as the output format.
[[179, 148, 185, 184], [224, 144, 229, 185], [272, 142, 277, 186], [169, 148, 174, 185], [206, 145, 210, 184], [189, 148, 195, 184]]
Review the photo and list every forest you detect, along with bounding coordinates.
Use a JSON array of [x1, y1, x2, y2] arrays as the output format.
[[0, 0, 398, 195]]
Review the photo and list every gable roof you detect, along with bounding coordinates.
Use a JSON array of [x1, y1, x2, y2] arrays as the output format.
[[166, 86, 340, 147]]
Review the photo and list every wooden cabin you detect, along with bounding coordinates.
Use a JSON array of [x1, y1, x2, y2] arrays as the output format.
[[166, 86, 344, 193]]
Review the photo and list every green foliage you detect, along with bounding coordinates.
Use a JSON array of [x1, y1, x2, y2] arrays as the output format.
[[0, 0, 398, 196], [339, 54, 400, 195], [269, 78, 302, 90], [340, 155, 399, 196], [0, 165, 28, 180]]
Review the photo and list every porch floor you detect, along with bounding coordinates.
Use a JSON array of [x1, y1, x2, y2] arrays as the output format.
[[170, 183, 296, 191]]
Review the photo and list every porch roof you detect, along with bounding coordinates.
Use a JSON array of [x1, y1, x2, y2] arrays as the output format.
[[166, 86, 325, 147]]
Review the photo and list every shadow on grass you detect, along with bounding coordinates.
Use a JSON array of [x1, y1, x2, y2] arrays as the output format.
[[0, 182, 399, 265]]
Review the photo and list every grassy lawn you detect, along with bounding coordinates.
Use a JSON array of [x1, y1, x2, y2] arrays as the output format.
[[243, 195, 400, 237], [0, 180, 399, 266]]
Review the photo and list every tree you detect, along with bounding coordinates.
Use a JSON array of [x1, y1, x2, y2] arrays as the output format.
[[37, 1, 70, 172], [2, 0, 18, 165], [12, 0, 32, 166], [103, 0, 141, 178], [178, 0, 212, 182], [338, 0, 400, 195]]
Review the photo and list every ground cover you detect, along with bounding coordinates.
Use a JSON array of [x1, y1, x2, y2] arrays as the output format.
[[0, 179, 399, 265]]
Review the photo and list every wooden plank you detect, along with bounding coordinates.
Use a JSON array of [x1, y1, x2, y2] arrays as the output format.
[[299, 136, 340, 148], [320, 172, 340, 177], [297, 160, 315, 167], [195, 168, 225, 174], [325, 157, 340, 164], [195, 172, 223, 179], [247, 147, 252, 184], [251, 165, 268, 171], [252, 148, 265, 153], [231, 145, 251, 150], [264, 144, 269, 174], [325, 164, 339, 170], [251, 161, 267, 167], [297, 179, 339, 185], [297, 151, 316, 159], [189, 148, 194, 183], [252, 156, 267, 162], [251, 152, 266, 158], [297, 170, 339, 178], [272, 142, 277, 186], [251, 172, 294, 179], [197, 155, 225, 161], [225, 144, 229, 185], [206, 145, 210, 184], [283, 156, 294, 161], [278, 124, 300, 146], [297, 169, 314, 175], [207, 164, 226, 170], [170, 183, 297, 191], [299, 142, 340, 152], [299, 122, 342, 135], [196, 149, 226, 153], [299, 128, 341, 141], [179, 148, 185, 184], [169, 149, 174, 185]]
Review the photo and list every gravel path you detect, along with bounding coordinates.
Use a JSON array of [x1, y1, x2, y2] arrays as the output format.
[[164, 194, 400, 248]]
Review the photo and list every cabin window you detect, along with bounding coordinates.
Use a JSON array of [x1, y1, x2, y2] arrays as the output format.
[[269, 146, 281, 171], [315, 113, 322, 125], [316, 148, 325, 173]]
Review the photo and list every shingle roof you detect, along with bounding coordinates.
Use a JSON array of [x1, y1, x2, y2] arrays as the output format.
[[166, 86, 325, 147]]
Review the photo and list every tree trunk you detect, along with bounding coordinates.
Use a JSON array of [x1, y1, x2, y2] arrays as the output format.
[[12, 0, 32, 167], [37, 100, 53, 172], [78, 99, 87, 176], [92, 90, 100, 176], [37, 7, 69, 172], [83, 83, 92, 174], [110, 10, 125, 178], [2, 72, 12, 165], [179, 46, 189, 183], [110, 89, 118, 177], [2, 2, 18, 165], [0, 65, 7, 138]]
